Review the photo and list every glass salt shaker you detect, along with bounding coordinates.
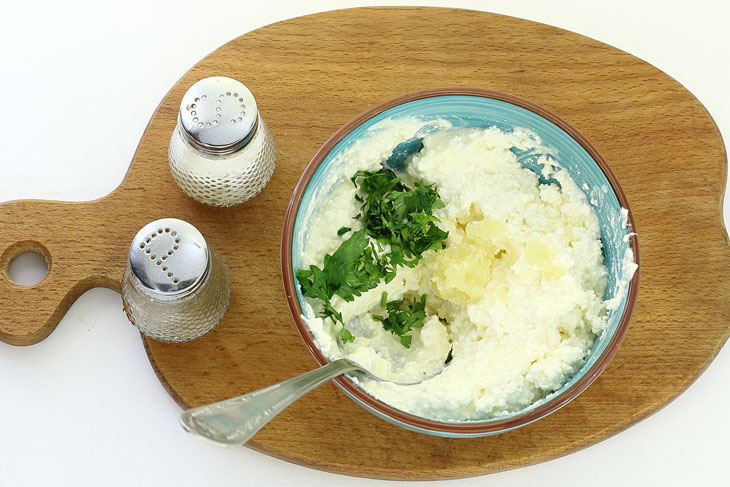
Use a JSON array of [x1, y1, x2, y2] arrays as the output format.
[[169, 76, 276, 207], [121, 218, 230, 343]]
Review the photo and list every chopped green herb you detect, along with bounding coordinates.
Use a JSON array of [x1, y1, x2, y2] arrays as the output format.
[[445, 346, 454, 365], [296, 168, 448, 346], [296, 229, 383, 325], [351, 169, 448, 269], [372, 295, 428, 348], [338, 327, 355, 344], [380, 291, 388, 308]]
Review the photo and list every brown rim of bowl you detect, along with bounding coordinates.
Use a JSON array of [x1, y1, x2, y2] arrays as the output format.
[[281, 87, 641, 435]]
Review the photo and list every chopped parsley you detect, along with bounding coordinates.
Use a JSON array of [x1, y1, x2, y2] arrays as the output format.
[[351, 168, 448, 270], [296, 229, 384, 343], [296, 168, 448, 345], [372, 294, 428, 348], [444, 346, 454, 365]]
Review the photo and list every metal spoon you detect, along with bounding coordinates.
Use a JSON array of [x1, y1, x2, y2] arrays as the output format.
[[180, 333, 446, 446]]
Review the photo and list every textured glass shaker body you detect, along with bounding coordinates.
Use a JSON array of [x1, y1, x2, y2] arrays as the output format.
[[168, 76, 276, 207], [121, 218, 231, 343]]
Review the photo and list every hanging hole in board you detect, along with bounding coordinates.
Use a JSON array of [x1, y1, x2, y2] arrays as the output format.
[[1, 242, 51, 286]]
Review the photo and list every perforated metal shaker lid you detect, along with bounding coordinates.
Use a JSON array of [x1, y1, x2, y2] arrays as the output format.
[[129, 218, 209, 296], [179, 76, 259, 155]]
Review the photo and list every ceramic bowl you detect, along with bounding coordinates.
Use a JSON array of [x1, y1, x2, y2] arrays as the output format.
[[281, 88, 640, 437]]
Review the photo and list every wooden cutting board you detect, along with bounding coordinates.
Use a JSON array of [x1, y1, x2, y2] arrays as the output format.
[[0, 7, 727, 480]]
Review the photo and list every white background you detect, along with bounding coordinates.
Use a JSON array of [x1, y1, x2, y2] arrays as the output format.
[[1, 1, 728, 485]]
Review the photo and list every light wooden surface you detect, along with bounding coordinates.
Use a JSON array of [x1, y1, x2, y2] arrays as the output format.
[[0, 7, 727, 480]]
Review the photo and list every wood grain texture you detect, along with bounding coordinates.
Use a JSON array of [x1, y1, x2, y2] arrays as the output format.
[[1, 7, 728, 480]]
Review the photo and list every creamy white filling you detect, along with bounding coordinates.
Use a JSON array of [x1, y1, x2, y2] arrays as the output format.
[[299, 118, 635, 421]]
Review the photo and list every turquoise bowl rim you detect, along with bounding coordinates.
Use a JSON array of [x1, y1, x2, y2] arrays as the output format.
[[281, 87, 640, 437]]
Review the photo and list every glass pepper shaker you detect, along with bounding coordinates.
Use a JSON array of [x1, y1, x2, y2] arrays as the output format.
[[121, 218, 230, 343], [169, 76, 276, 207]]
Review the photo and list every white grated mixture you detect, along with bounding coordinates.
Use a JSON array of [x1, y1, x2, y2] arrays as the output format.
[[300, 118, 634, 421]]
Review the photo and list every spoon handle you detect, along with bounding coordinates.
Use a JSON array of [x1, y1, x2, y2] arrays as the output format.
[[179, 358, 359, 446]]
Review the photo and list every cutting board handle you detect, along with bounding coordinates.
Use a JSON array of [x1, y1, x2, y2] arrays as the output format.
[[0, 197, 127, 345]]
